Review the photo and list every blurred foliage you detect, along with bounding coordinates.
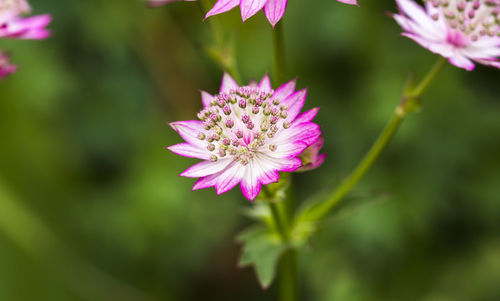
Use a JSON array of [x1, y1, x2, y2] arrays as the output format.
[[0, 0, 500, 300]]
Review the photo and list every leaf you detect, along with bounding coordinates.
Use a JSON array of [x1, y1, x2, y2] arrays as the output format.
[[237, 226, 288, 289]]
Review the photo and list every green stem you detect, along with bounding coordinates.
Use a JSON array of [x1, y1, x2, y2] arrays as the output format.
[[279, 249, 299, 301], [410, 57, 447, 98], [269, 201, 299, 301], [266, 174, 299, 301], [272, 21, 288, 85], [308, 57, 446, 221], [269, 201, 290, 242]]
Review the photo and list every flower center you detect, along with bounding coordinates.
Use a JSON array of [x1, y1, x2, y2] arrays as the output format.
[[428, 0, 500, 40], [196, 86, 291, 165], [0, 0, 29, 16], [446, 29, 469, 46]]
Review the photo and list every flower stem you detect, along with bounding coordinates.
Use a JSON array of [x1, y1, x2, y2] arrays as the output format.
[[269, 201, 290, 242], [279, 249, 299, 301], [272, 21, 288, 85], [409, 57, 447, 98], [271, 21, 297, 300], [269, 200, 300, 301], [267, 175, 299, 301], [308, 57, 446, 221]]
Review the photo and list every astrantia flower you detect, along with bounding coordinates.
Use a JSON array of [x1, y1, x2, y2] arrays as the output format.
[[297, 135, 326, 172], [150, 0, 357, 25], [393, 0, 500, 70], [338, 0, 359, 5], [206, 0, 358, 26], [203, 0, 283, 26], [0, 0, 51, 40], [168, 73, 321, 201], [0, 50, 16, 78]]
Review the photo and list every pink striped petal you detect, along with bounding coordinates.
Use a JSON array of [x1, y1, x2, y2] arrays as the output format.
[[240, 0, 267, 22], [337, 0, 358, 5], [1, 15, 52, 40], [264, 0, 287, 27], [205, 0, 240, 19], [292, 107, 319, 124], [192, 174, 219, 190]]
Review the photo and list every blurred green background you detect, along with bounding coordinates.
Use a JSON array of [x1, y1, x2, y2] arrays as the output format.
[[0, 0, 500, 300]]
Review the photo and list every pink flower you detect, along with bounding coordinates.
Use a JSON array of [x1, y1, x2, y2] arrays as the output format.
[[0, 0, 51, 40], [0, 50, 17, 79], [205, 0, 289, 27], [297, 135, 326, 172], [0, 0, 29, 21], [392, 0, 500, 71], [337, 0, 359, 5], [168, 73, 321, 201], [150, 0, 357, 25]]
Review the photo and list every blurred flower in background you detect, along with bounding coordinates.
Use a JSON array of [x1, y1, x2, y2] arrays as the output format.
[[150, 0, 358, 26], [392, 0, 500, 70], [0, 0, 30, 22], [0, 50, 16, 78], [205, 0, 290, 26], [168, 73, 321, 201], [338, 0, 359, 5], [0, 0, 51, 80], [0, 0, 51, 39]]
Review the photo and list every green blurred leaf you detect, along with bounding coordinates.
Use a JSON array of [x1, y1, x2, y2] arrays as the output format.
[[237, 225, 288, 289]]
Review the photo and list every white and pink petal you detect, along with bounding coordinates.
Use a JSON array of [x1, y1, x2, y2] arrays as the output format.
[[169, 120, 207, 147], [180, 158, 233, 178], [167, 143, 210, 160], [219, 72, 239, 93]]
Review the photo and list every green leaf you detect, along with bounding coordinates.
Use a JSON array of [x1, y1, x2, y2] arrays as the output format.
[[237, 226, 288, 289]]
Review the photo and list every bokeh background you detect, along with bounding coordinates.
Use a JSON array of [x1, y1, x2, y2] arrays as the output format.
[[1, 0, 500, 300]]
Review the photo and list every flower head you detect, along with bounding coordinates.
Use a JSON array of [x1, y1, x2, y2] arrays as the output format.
[[0, 50, 16, 79], [337, 0, 359, 5], [168, 73, 321, 201], [0, 0, 51, 40], [0, 0, 30, 22], [393, 0, 500, 70]]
